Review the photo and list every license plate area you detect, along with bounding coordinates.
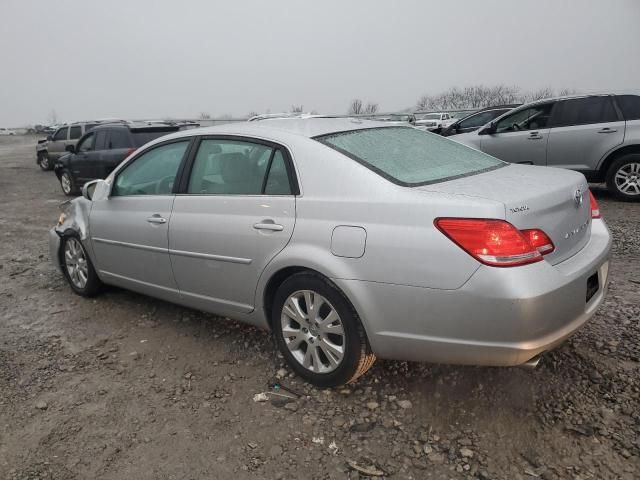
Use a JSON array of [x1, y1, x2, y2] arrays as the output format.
[[586, 272, 599, 303]]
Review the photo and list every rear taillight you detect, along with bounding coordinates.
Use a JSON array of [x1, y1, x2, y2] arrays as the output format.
[[521, 229, 555, 255], [434, 218, 544, 267], [589, 190, 601, 219], [125, 148, 136, 157]]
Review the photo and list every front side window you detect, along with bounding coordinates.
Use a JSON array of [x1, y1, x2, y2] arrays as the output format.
[[317, 127, 504, 186], [495, 103, 554, 133], [551, 97, 618, 127], [76, 133, 94, 153], [187, 139, 282, 195], [53, 127, 68, 141], [113, 141, 189, 196], [69, 126, 82, 139]]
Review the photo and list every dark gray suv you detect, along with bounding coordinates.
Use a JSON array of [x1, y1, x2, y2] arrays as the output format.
[[454, 94, 640, 201]]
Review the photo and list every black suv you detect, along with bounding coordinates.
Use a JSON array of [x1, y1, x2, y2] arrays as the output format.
[[55, 123, 180, 195], [440, 104, 521, 137]]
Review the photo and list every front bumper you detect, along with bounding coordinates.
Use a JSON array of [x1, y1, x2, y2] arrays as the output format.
[[49, 227, 62, 268], [335, 219, 612, 366]]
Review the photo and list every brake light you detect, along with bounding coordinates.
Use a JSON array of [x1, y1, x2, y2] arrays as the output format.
[[521, 229, 555, 255], [125, 148, 136, 157], [589, 191, 601, 219], [434, 218, 543, 267]]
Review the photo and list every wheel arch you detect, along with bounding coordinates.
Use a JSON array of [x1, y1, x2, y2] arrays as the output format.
[[598, 143, 640, 180]]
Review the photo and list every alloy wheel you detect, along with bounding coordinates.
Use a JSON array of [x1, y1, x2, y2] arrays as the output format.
[[61, 173, 72, 194], [64, 238, 88, 289], [614, 162, 640, 196], [280, 290, 345, 373], [39, 155, 50, 169]]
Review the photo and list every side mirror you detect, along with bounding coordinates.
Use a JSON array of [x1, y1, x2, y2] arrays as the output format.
[[81, 179, 104, 201], [478, 122, 496, 135], [65, 144, 76, 153]]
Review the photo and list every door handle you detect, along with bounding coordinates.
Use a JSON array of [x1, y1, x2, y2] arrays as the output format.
[[253, 221, 284, 231], [597, 128, 617, 134], [147, 215, 167, 224]]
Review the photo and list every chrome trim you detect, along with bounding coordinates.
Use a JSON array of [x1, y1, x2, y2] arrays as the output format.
[[92, 237, 167, 254], [168, 248, 252, 265]]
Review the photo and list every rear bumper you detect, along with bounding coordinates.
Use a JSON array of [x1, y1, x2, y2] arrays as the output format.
[[335, 219, 611, 366]]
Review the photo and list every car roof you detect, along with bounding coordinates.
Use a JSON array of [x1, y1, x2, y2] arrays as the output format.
[[162, 117, 396, 141]]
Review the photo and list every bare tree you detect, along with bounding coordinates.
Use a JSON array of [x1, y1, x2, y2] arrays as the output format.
[[198, 112, 211, 120], [348, 99, 364, 115], [47, 109, 58, 125], [290, 105, 304, 113], [247, 111, 259, 118], [523, 87, 555, 103], [363, 102, 379, 114]]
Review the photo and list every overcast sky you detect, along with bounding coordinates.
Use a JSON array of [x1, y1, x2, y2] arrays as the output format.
[[1, 0, 639, 125]]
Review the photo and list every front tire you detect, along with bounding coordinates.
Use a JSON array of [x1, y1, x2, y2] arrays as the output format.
[[38, 152, 53, 171], [60, 235, 102, 297], [606, 154, 640, 201], [272, 272, 376, 387], [59, 169, 78, 196]]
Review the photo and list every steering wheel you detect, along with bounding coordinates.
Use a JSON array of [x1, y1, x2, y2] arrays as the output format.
[[156, 175, 175, 194]]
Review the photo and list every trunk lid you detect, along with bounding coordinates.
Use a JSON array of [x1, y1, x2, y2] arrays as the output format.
[[417, 164, 591, 265]]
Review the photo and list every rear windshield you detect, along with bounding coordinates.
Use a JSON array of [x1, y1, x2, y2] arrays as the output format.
[[132, 128, 179, 147], [317, 127, 504, 186]]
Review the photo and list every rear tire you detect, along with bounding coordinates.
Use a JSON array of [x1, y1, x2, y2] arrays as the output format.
[[59, 169, 79, 196], [272, 272, 376, 387], [60, 234, 102, 297], [606, 154, 640, 201], [38, 152, 53, 171]]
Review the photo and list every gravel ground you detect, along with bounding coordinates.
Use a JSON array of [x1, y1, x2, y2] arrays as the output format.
[[0, 135, 638, 480]]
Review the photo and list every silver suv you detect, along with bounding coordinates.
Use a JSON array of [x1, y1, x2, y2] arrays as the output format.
[[36, 121, 100, 171], [454, 93, 640, 201]]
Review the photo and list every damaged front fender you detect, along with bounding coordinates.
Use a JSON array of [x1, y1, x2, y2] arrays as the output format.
[[49, 197, 94, 269]]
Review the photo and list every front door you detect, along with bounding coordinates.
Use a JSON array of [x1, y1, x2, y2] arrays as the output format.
[[49, 126, 69, 161], [89, 140, 192, 300], [546, 96, 624, 172], [70, 131, 101, 184], [479, 102, 555, 166], [168, 137, 297, 316]]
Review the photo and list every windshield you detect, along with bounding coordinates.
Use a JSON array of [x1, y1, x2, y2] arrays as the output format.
[[317, 127, 504, 186]]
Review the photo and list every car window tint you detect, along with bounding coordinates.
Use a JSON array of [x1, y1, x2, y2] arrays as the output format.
[[318, 127, 504, 186], [53, 127, 68, 141], [551, 97, 618, 127], [459, 111, 499, 129], [264, 150, 292, 195], [113, 141, 189, 196], [188, 139, 273, 194], [495, 103, 554, 133], [109, 129, 131, 149], [94, 131, 108, 151], [84, 123, 98, 132], [69, 126, 82, 139], [132, 129, 178, 147], [77, 133, 95, 153], [616, 95, 640, 121]]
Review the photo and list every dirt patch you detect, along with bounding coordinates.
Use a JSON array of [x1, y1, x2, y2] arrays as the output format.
[[0, 135, 638, 479]]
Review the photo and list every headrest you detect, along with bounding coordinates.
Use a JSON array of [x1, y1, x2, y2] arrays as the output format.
[[220, 153, 253, 183]]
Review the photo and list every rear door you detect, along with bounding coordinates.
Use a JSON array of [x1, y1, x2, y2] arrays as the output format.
[[546, 96, 624, 172], [100, 127, 134, 178], [89, 139, 192, 299], [478, 102, 555, 165], [168, 136, 297, 316]]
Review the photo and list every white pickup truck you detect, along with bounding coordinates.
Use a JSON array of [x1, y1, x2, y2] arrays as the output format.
[[414, 112, 455, 133]]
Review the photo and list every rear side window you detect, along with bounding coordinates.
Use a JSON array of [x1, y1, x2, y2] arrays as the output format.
[[84, 123, 98, 132], [53, 127, 68, 141], [132, 129, 178, 147], [109, 129, 131, 149], [616, 95, 640, 121], [94, 130, 108, 150], [317, 127, 504, 186], [551, 97, 618, 127], [459, 110, 503, 129], [69, 126, 82, 139]]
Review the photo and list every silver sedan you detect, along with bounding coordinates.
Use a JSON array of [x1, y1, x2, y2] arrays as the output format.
[[49, 118, 611, 386]]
